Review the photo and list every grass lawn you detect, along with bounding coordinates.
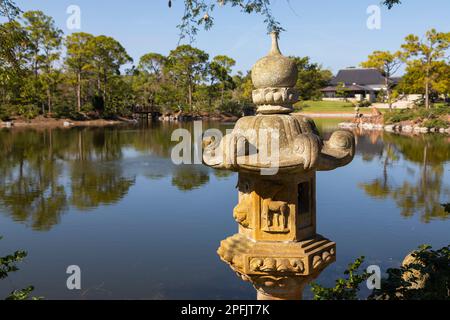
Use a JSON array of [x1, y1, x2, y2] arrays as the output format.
[[295, 100, 378, 114]]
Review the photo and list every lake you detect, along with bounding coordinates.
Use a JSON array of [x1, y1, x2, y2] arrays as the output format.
[[0, 119, 449, 299]]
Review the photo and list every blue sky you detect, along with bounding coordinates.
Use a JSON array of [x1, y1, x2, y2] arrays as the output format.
[[13, 0, 450, 75]]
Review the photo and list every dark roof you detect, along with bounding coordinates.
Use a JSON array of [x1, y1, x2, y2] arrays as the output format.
[[321, 84, 371, 92], [330, 68, 386, 86]]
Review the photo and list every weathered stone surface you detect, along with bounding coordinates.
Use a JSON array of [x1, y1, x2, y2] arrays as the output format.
[[401, 252, 430, 290], [203, 114, 355, 173], [402, 125, 413, 132], [338, 122, 357, 128], [203, 34, 355, 300], [252, 33, 298, 89], [252, 87, 299, 107]]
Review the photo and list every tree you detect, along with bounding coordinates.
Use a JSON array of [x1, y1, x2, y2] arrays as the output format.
[[166, 45, 209, 111], [292, 56, 332, 100], [335, 82, 347, 99], [361, 51, 402, 109], [0, 0, 20, 19], [88, 35, 132, 112], [23, 11, 63, 114], [138, 52, 166, 77], [136, 53, 167, 108], [401, 29, 450, 109], [209, 55, 236, 106], [65, 32, 94, 112], [169, 0, 402, 41], [0, 20, 31, 107]]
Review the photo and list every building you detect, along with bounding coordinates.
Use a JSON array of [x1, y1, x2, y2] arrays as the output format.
[[321, 68, 401, 102]]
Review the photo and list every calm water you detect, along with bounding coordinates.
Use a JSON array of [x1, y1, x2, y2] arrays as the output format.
[[0, 119, 449, 299]]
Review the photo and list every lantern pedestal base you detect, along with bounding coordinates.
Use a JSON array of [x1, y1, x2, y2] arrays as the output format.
[[217, 233, 336, 300]]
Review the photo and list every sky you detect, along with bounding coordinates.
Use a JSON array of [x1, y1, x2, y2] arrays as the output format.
[[11, 0, 450, 75]]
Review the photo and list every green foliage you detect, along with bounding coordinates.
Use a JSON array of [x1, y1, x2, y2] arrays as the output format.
[[174, 0, 282, 42], [384, 106, 450, 126], [371, 245, 450, 300], [17, 104, 39, 120], [382, 0, 402, 9], [166, 44, 209, 111], [422, 118, 449, 129], [0, 236, 38, 300], [335, 82, 348, 99], [401, 29, 450, 109], [0, 103, 14, 121], [0, 0, 21, 19], [311, 257, 369, 300], [171, 0, 401, 41], [5, 4, 441, 121], [361, 50, 402, 107], [312, 245, 450, 300], [0, 242, 27, 280], [358, 100, 372, 108], [291, 56, 332, 100], [216, 101, 245, 116], [6, 286, 37, 300]]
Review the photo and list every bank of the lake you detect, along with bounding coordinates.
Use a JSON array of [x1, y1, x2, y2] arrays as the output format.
[[0, 116, 135, 128]]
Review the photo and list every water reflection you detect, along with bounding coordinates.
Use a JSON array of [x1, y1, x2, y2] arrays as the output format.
[[0, 122, 449, 232], [0, 123, 233, 231], [356, 131, 450, 222]]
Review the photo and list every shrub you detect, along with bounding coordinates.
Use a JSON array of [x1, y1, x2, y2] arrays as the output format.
[[358, 100, 372, 108], [17, 104, 39, 120], [383, 105, 450, 125], [384, 109, 416, 124], [216, 101, 246, 116], [311, 256, 368, 300], [0, 104, 14, 121], [312, 244, 450, 300], [422, 118, 449, 129], [1, 236, 39, 300]]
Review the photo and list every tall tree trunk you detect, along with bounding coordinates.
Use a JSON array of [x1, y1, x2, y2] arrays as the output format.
[[385, 76, 392, 110], [103, 75, 107, 107], [47, 87, 52, 114], [425, 60, 431, 109], [77, 72, 81, 113], [188, 82, 193, 112]]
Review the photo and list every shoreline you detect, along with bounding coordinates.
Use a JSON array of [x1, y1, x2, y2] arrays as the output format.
[[0, 117, 135, 129], [339, 121, 450, 134]]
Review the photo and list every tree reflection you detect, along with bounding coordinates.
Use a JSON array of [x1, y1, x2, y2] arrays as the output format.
[[0, 124, 232, 230], [0, 128, 136, 230], [0, 130, 68, 230], [171, 166, 210, 191], [359, 133, 450, 223]]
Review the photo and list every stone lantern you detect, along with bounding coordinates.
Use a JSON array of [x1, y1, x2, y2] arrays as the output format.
[[203, 33, 356, 300]]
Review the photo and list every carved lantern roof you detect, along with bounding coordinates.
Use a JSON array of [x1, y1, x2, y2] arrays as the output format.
[[203, 34, 355, 174]]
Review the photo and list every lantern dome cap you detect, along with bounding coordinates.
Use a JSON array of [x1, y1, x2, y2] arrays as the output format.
[[251, 32, 298, 89]]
